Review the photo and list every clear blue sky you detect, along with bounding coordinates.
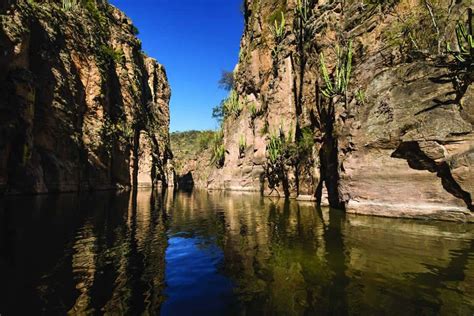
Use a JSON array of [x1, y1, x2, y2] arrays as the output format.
[[109, 0, 244, 132]]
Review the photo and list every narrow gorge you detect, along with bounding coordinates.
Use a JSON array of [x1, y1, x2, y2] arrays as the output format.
[[1, 1, 474, 314]]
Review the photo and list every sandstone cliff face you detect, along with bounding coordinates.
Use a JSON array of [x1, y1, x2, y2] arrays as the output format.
[[204, 0, 473, 221], [0, 0, 173, 194]]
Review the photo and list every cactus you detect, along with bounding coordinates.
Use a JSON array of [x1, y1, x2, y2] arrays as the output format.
[[446, 10, 473, 67], [319, 41, 353, 98], [267, 132, 284, 164], [211, 129, 225, 168], [295, 0, 309, 24], [271, 11, 286, 43]]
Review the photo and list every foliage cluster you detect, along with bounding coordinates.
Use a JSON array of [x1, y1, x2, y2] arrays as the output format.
[[383, 0, 465, 58], [98, 45, 125, 65], [213, 90, 244, 122], [319, 41, 353, 98], [447, 10, 473, 71], [265, 126, 314, 190], [266, 126, 314, 165], [211, 129, 225, 168], [170, 130, 217, 172], [100, 116, 134, 154]]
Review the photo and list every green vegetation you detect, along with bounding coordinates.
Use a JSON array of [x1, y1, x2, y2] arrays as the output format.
[[266, 126, 313, 165], [383, 1, 471, 58], [170, 130, 226, 169], [211, 129, 225, 168], [248, 102, 265, 128], [447, 10, 473, 69], [62, 0, 78, 11], [265, 126, 314, 191], [82, 0, 108, 27], [218, 70, 235, 91], [213, 90, 243, 122], [131, 24, 140, 35], [224, 90, 243, 117], [271, 11, 286, 43], [267, 132, 285, 164], [213, 72, 241, 123], [99, 45, 125, 64], [270, 11, 286, 59], [356, 88, 366, 105], [99, 116, 134, 154], [319, 41, 353, 98], [248, 102, 258, 119], [295, 0, 310, 25], [170, 130, 217, 172], [260, 121, 269, 136], [239, 135, 247, 157]]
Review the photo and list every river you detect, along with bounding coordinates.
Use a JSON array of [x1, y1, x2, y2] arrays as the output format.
[[1, 189, 473, 315]]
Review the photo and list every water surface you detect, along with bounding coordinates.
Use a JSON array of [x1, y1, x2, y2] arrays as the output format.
[[1, 189, 473, 315]]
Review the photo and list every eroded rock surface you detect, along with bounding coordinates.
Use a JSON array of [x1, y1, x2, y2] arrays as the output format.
[[0, 0, 173, 194], [197, 0, 473, 221]]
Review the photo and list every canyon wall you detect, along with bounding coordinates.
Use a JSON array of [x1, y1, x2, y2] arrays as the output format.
[[0, 0, 173, 194], [202, 0, 473, 221]]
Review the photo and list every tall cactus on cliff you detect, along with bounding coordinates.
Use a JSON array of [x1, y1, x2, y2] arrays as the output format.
[[319, 41, 353, 98], [271, 11, 286, 43]]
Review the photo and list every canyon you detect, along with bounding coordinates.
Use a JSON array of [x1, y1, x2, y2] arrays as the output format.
[[1, 1, 474, 314], [1, 0, 473, 222]]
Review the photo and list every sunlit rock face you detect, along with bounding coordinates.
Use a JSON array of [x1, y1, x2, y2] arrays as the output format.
[[201, 0, 473, 220], [0, 0, 173, 194]]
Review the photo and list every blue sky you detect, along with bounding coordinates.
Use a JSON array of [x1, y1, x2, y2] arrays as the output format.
[[110, 0, 244, 132]]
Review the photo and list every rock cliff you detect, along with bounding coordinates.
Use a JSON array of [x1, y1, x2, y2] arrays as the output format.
[[202, 0, 473, 221], [0, 0, 173, 194]]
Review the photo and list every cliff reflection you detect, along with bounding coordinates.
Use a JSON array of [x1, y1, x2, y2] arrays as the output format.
[[1, 189, 473, 315], [165, 190, 474, 315], [0, 189, 168, 315]]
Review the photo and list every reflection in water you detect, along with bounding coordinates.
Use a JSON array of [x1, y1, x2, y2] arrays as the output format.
[[0, 189, 473, 315]]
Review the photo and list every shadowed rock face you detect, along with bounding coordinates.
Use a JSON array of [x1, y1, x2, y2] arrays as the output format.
[[0, 0, 173, 194], [194, 0, 473, 221]]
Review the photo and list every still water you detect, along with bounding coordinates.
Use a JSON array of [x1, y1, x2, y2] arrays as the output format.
[[0, 189, 473, 315]]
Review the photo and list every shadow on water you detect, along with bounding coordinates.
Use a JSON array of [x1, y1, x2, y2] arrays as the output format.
[[0, 189, 169, 315], [0, 188, 473, 315]]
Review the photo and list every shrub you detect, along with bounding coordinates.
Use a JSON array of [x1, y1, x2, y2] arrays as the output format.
[[218, 70, 234, 91], [197, 131, 214, 150], [99, 45, 125, 64], [223, 90, 243, 118], [211, 129, 225, 168], [131, 24, 139, 35], [81, 0, 107, 27]]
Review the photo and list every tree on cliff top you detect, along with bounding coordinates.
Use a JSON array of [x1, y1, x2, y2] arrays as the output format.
[[218, 70, 234, 91]]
